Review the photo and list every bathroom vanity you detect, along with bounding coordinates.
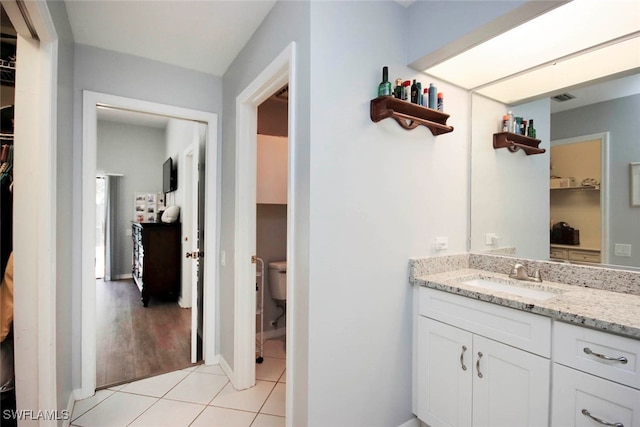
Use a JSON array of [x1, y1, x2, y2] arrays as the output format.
[[410, 253, 640, 427]]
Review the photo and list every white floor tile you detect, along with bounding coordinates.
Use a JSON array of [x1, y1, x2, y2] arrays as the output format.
[[263, 339, 286, 359], [164, 371, 228, 405], [194, 363, 226, 376], [119, 370, 190, 398], [277, 369, 286, 384], [260, 383, 286, 417], [107, 384, 127, 391], [72, 392, 157, 427], [128, 398, 205, 427], [251, 413, 286, 427], [71, 389, 115, 421], [256, 357, 286, 382], [210, 380, 275, 413], [190, 406, 256, 427]]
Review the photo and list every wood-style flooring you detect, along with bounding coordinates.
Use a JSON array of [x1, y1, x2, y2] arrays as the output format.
[[96, 279, 194, 389]]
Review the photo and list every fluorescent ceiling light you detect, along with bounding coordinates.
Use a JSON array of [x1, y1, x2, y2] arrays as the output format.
[[423, 0, 640, 103]]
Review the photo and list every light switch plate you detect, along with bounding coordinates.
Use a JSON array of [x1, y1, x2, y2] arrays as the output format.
[[485, 233, 498, 245], [614, 244, 632, 257], [434, 237, 448, 251]]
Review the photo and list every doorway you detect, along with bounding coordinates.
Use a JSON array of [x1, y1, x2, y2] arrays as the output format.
[[232, 43, 297, 427], [550, 133, 609, 264], [79, 91, 219, 399]]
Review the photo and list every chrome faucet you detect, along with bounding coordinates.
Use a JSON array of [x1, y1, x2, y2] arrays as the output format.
[[509, 263, 543, 282]]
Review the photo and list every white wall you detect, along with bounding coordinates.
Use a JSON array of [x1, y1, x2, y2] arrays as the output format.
[[551, 94, 640, 268], [97, 120, 166, 277], [307, 2, 468, 426], [73, 44, 222, 390], [470, 95, 550, 260]]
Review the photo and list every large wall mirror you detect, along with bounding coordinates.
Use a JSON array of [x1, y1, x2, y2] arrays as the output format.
[[470, 71, 640, 270]]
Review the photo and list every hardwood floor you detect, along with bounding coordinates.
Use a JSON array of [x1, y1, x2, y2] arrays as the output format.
[[96, 279, 195, 388]]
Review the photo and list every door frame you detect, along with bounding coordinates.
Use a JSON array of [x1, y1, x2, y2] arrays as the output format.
[[550, 132, 610, 264], [232, 42, 296, 407], [79, 91, 219, 398], [4, 0, 59, 420]]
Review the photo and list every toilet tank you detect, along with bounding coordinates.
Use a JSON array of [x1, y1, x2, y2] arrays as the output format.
[[268, 261, 287, 301]]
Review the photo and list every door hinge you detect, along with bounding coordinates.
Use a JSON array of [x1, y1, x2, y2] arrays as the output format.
[[251, 255, 257, 264]]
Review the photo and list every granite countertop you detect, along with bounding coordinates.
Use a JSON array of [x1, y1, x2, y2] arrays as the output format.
[[414, 268, 640, 340]]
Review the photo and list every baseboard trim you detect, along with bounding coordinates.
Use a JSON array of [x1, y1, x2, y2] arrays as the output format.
[[62, 391, 76, 427], [397, 416, 420, 427], [218, 355, 235, 385]]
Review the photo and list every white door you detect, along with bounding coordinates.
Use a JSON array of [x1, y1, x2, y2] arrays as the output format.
[[472, 335, 550, 427], [417, 317, 473, 427], [183, 143, 201, 363]]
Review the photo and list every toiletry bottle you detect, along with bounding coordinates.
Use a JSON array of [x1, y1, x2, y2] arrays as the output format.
[[416, 82, 422, 105], [528, 119, 536, 138], [378, 66, 392, 97], [507, 110, 514, 132], [422, 88, 429, 107], [515, 117, 522, 134], [402, 80, 411, 101], [502, 114, 509, 132], [437, 92, 444, 112], [428, 83, 437, 109], [394, 78, 403, 99], [519, 118, 526, 135], [411, 79, 418, 103]]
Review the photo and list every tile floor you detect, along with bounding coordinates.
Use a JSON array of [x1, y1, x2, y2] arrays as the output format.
[[70, 338, 287, 427]]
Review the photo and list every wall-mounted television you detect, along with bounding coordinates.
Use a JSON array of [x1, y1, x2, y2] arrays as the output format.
[[163, 157, 177, 193]]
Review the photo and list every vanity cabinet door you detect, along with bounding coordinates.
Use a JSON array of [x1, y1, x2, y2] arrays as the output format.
[[552, 364, 640, 427], [473, 335, 550, 427], [417, 317, 473, 427]]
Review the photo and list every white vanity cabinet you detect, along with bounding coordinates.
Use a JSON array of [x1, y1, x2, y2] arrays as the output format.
[[416, 287, 551, 427], [551, 321, 640, 427]]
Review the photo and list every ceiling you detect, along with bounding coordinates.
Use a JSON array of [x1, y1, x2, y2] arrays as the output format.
[[64, 0, 277, 77]]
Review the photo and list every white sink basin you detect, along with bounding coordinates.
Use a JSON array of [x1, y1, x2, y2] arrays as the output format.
[[462, 278, 562, 301]]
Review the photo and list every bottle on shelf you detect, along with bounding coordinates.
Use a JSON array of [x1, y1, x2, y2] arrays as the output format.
[[428, 83, 437, 109], [416, 82, 423, 105], [411, 79, 418, 103], [502, 114, 509, 131], [393, 78, 403, 99], [402, 80, 411, 101], [378, 66, 392, 97], [437, 92, 444, 112], [507, 110, 514, 133], [527, 119, 536, 138], [422, 88, 429, 107]]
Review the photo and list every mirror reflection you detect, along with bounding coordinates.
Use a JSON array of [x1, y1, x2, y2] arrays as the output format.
[[470, 72, 640, 270]]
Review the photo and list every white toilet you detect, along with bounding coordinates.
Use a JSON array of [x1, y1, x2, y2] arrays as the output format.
[[268, 261, 287, 302]]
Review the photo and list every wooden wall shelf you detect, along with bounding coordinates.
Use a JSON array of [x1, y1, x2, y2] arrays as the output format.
[[493, 132, 545, 155], [370, 96, 454, 136]]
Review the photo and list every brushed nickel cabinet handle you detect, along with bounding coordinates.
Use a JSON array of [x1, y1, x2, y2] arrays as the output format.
[[581, 409, 624, 427], [460, 345, 467, 371], [476, 352, 483, 378], [584, 347, 628, 364]]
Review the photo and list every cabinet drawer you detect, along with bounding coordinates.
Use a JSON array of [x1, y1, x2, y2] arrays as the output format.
[[419, 287, 551, 357], [550, 247, 567, 259], [568, 249, 600, 263], [552, 364, 640, 427], [554, 321, 640, 389]]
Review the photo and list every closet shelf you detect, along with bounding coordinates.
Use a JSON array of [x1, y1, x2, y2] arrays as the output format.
[[370, 96, 454, 136], [493, 132, 545, 155]]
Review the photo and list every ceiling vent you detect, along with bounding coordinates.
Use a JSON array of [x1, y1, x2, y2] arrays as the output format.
[[552, 93, 576, 102]]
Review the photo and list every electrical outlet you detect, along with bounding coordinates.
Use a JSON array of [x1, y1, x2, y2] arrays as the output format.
[[434, 237, 448, 251], [614, 244, 632, 257], [485, 233, 498, 245]]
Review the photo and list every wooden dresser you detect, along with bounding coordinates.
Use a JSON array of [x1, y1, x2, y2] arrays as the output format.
[[132, 222, 181, 306]]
